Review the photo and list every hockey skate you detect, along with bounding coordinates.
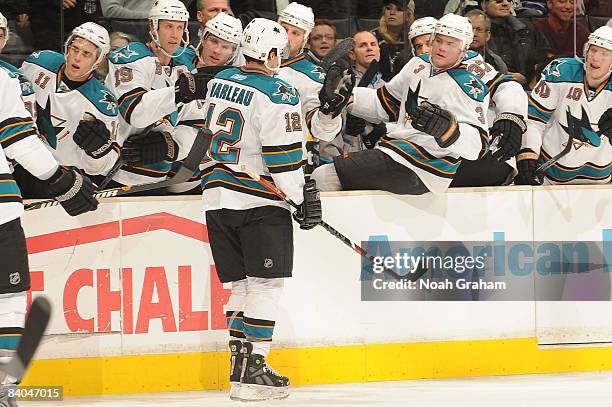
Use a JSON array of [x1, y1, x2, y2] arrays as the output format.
[[228, 340, 243, 400], [235, 342, 290, 401]]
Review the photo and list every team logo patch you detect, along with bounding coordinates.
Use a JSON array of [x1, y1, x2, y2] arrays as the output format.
[[311, 65, 326, 81], [99, 90, 117, 113], [264, 258, 274, 268], [273, 82, 297, 103], [544, 59, 564, 78], [561, 105, 601, 149], [113, 45, 139, 61], [9, 272, 20, 285], [464, 78, 484, 97]]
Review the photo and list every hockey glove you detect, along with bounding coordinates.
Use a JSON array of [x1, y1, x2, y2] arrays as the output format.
[[292, 179, 322, 230], [412, 101, 460, 148], [514, 148, 540, 185], [175, 72, 209, 104], [362, 122, 386, 149], [345, 114, 366, 136], [490, 113, 526, 162], [319, 63, 356, 118], [599, 108, 612, 144], [73, 116, 116, 159], [122, 131, 178, 165], [45, 167, 98, 216]]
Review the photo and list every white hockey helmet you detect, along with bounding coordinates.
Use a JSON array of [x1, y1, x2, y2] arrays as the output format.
[[432, 13, 474, 52], [0, 12, 9, 49], [409, 17, 437, 53], [278, 2, 315, 48], [585, 26, 612, 53], [203, 12, 242, 46], [241, 18, 290, 74], [65, 22, 111, 70], [149, 0, 190, 58]]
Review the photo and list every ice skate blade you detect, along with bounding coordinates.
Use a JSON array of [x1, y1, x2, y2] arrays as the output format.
[[235, 383, 290, 402]]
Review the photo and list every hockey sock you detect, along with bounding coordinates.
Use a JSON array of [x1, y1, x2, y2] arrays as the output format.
[[226, 279, 247, 340], [243, 277, 284, 357], [0, 292, 26, 384]]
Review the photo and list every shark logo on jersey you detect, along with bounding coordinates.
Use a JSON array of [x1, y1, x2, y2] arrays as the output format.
[[405, 81, 422, 120], [311, 65, 326, 81], [99, 90, 117, 113], [31, 51, 41, 59], [544, 59, 565, 78], [561, 105, 601, 149], [464, 78, 484, 97], [112, 45, 139, 62], [273, 82, 297, 103]]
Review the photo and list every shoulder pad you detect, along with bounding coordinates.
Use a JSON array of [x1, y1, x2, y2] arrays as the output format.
[[283, 56, 326, 84], [447, 68, 489, 102], [216, 68, 300, 106], [109, 42, 152, 65], [77, 79, 119, 117], [417, 54, 431, 64], [173, 47, 195, 71], [0, 60, 34, 96], [542, 58, 583, 83], [24, 50, 65, 73]]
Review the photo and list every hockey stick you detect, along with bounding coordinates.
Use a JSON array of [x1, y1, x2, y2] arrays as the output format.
[[239, 164, 428, 282], [24, 128, 212, 211], [320, 38, 356, 70], [0, 297, 51, 383], [535, 107, 575, 183]]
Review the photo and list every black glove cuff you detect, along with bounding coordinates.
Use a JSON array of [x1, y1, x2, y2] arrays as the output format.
[[493, 113, 526, 133]]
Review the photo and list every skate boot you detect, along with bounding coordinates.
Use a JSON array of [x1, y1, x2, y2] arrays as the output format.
[[228, 340, 243, 401], [236, 341, 290, 401], [0, 383, 18, 407]]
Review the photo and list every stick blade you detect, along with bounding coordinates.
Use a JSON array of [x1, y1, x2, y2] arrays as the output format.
[[1, 297, 51, 381], [320, 38, 355, 70]]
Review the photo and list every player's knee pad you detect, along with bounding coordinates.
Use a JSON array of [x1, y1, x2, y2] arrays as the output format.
[[226, 278, 247, 311], [311, 163, 342, 191], [244, 277, 284, 321]]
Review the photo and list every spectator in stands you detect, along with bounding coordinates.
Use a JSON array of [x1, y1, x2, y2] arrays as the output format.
[[0, 1, 32, 55], [194, 0, 229, 44], [532, 0, 590, 57], [466, 9, 509, 73], [372, 0, 415, 81], [320, 30, 386, 162], [413, 0, 446, 19], [480, 0, 550, 85], [96, 31, 135, 79], [305, 19, 336, 66], [444, 0, 480, 15], [101, 0, 155, 19]]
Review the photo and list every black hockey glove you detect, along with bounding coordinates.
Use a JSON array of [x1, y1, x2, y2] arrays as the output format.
[[293, 179, 322, 230], [362, 122, 386, 149], [45, 167, 98, 216], [412, 101, 460, 148], [345, 114, 366, 136], [514, 148, 540, 185], [122, 131, 178, 165], [599, 107, 612, 144], [73, 115, 116, 159], [490, 113, 526, 162], [319, 63, 356, 118], [175, 72, 209, 104]]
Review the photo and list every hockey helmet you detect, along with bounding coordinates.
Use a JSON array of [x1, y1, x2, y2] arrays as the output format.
[[241, 18, 290, 74], [0, 12, 8, 49], [65, 22, 111, 69], [432, 13, 474, 52], [148, 0, 190, 58]]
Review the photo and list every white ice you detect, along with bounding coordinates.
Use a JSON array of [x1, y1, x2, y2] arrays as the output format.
[[21, 372, 612, 407]]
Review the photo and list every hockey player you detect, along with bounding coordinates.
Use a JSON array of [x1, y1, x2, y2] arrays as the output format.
[[19, 22, 120, 195], [0, 67, 98, 406], [105, 0, 204, 187], [277, 2, 350, 176], [408, 16, 437, 56], [201, 18, 322, 401], [312, 14, 490, 195], [187, 12, 242, 69], [516, 26, 612, 185]]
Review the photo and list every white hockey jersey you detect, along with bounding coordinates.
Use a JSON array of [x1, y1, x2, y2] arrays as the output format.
[[277, 53, 343, 174], [523, 57, 612, 184], [105, 42, 203, 185], [201, 66, 305, 211], [0, 60, 37, 122], [351, 54, 490, 194], [20, 51, 120, 176], [0, 68, 58, 225]]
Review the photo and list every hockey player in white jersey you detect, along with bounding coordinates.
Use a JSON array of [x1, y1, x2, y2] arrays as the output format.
[[19, 22, 120, 194], [409, 16, 437, 56], [277, 2, 352, 176], [105, 0, 204, 187], [0, 68, 98, 406], [201, 18, 322, 401], [0, 11, 36, 121], [185, 12, 242, 69], [516, 26, 612, 185], [312, 14, 490, 195]]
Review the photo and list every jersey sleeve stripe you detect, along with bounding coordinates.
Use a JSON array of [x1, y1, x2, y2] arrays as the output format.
[[262, 142, 304, 174], [201, 165, 283, 200], [177, 119, 206, 129], [0, 175, 22, 203], [0, 118, 37, 148], [487, 73, 513, 96], [305, 107, 318, 133], [528, 95, 554, 113], [376, 86, 400, 122], [380, 137, 460, 178], [118, 87, 147, 124]]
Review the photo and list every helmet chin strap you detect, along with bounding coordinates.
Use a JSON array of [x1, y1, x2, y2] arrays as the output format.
[[151, 26, 188, 59]]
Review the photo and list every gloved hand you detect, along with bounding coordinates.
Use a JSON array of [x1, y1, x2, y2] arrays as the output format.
[[319, 63, 356, 118], [490, 113, 526, 162], [514, 148, 540, 185], [362, 122, 386, 149], [45, 167, 99, 216], [122, 131, 178, 165], [412, 101, 460, 148], [292, 179, 322, 230], [73, 116, 115, 159]]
